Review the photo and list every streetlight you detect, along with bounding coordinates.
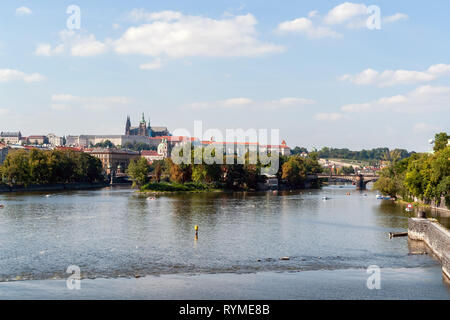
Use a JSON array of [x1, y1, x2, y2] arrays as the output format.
[[108, 163, 114, 185]]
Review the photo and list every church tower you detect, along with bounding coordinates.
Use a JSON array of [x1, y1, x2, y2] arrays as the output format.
[[147, 117, 152, 137], [125, 115, 131, 135], [138, 112, 147, 136]]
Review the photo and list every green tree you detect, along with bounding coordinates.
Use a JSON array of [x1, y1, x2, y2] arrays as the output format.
[[94, 140, 115, 148], [1, 150, 32, 186], [126, 157, 150, 188], [434, 132, 449, 152], [281, 155, 306, 187]]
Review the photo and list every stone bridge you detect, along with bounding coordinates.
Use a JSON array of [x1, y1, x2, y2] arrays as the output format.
[[315, 173, 379, 190]]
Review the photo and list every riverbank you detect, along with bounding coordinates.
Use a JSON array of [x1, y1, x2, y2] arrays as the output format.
[[408, 218, 450, 280], [140, 181, 224, 193], [396, 198, 450, 214], [0, 182, 109, 193]]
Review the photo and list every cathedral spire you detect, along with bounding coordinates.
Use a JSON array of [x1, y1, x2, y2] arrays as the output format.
[[125, 115, 131, 135], [141, 112, 145, 123]]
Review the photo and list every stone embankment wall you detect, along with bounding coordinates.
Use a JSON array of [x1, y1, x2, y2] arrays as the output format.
[[0, 182, 109, 193], [408, 218, 450, 279]]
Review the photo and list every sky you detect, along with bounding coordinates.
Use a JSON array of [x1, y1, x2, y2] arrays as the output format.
[[0, 0, 449, 152]]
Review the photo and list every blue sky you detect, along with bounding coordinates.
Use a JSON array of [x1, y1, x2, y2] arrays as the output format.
[[1, 1, 449, 151]]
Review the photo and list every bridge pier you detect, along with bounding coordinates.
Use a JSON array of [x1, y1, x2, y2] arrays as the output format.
[[355, 174, 365, 190]]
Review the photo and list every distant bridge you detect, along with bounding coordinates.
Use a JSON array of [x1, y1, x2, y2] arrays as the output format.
[[315, 173, 379, 190]]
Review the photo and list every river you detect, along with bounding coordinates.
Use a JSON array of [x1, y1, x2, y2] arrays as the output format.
[[0, 185, 449, 299]]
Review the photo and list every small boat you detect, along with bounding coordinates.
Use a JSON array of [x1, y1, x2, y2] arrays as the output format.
[[322, 196, 330, 200], [376, 194, 393, 200], [146, 197, 156, 201]]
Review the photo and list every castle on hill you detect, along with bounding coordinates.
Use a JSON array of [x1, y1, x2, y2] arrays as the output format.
[[125, 113, 169, 137]]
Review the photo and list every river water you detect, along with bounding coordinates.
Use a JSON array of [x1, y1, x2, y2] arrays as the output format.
[[0, 185, 449, 299]]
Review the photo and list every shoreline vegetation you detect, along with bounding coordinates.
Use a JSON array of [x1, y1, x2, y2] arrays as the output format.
[[140, 181, 223, 193], [374, 132, 450, 210], [127, 149, 323, 193], [0, 148, 104, 187]]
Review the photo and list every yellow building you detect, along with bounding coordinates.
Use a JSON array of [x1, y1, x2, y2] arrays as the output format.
[[84, 148, 139, 173]]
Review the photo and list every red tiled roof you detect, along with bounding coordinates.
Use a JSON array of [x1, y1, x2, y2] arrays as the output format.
[[56, 146, 83, 152], [149, 136, 196, 142], [141, 150, 159, 156]]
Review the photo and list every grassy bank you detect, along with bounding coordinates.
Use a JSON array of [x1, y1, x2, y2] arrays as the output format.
[[140, 181, 223, 193]]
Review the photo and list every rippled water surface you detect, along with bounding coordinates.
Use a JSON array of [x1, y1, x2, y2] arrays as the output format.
[[0, 185, 449, 286]]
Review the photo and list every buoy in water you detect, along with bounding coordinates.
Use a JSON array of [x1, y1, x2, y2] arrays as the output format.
[[195, 225, 199, 239]]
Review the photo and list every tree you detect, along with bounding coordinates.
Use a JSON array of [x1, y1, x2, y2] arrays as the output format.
[[1, 150, 31, 186], [94, 140, 115, 148], [154, 162, 163, 182], [281, 155, 306, 187], [126, 157, 150, 188], [434, 132, 449, 152], [291, 147, 308, 155], [0, 149, 103, 186]]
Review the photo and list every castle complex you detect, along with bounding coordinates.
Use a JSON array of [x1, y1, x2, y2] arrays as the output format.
[[125, 113, 169, 137]]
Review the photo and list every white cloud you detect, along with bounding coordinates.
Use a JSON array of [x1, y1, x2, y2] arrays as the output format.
[[340, 64, 450, 87], [308, 10, 319, 18], [341, 85, 450, 113], [0, 69, 45, 83], [277, 17, 342, 39], [140, 58, 163, 70], [323, 2, 367, 25], [35, 30, 108, 57], [185, 97, 315, 109], [314, 113, 344, 121], [280, 2, 408, 39], [35, 43, 65, 56], [413, 122, 441, 133], [51, 94, 131, 111], [383, 13, 408, 23], [16, 6, 32, 16], [114, 12, 283, 58]]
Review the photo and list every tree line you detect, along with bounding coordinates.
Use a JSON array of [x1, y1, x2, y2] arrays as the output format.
[[374, 132, 449, 208], [91, 140, 156, 152], [291, 145, 414, 162], [0, 149, 104, 186], [317, 147, 413, 161], [126, 149, 323, 190]]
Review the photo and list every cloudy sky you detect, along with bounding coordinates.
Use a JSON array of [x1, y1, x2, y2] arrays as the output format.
[[1, 0, 449, 151]]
